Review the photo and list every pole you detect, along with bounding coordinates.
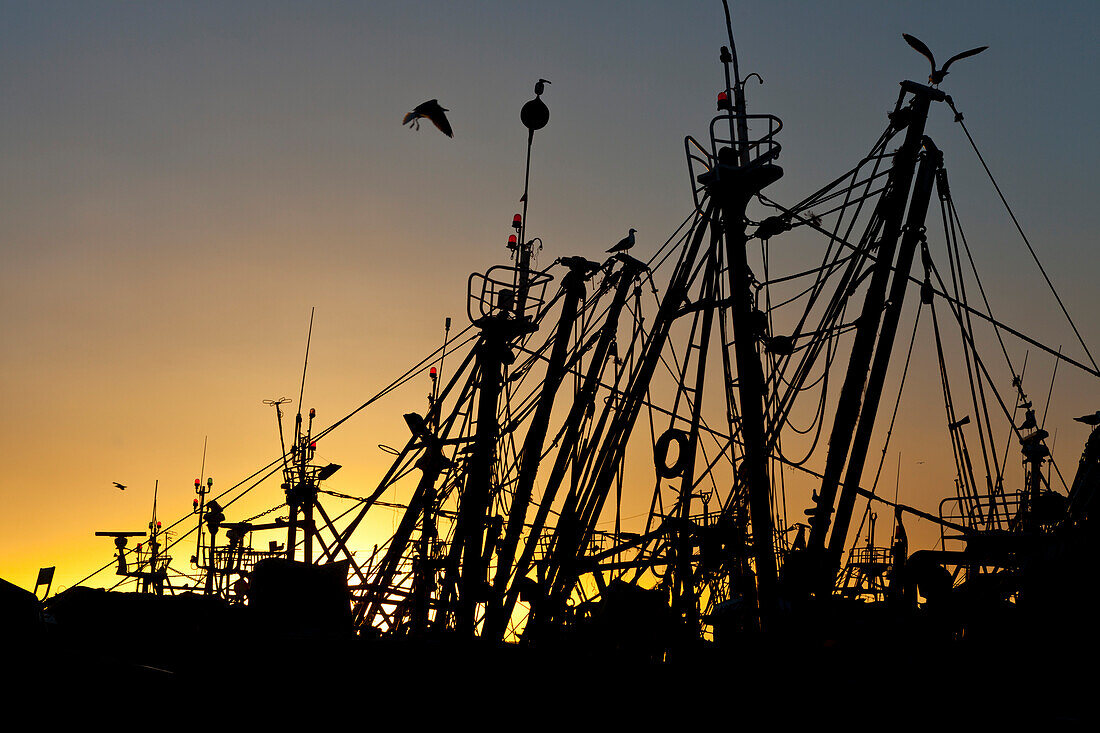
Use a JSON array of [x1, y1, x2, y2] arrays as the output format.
[[807, 83, 942, 562], [487, 261, 590, 635], [828, 139, 943, 557]]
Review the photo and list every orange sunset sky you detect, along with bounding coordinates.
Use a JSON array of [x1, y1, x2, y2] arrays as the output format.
[[2, 1, 1097, 594]]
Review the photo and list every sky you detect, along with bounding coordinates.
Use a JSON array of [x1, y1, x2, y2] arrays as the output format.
[[1, 1, 1098, 595]]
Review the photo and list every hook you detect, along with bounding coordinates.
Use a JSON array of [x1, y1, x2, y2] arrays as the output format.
[[738, 72, 764, 91]]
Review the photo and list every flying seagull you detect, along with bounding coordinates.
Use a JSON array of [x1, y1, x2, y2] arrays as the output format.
[[403, 99, 453, 138], [113, 482, 126, 490], [902, 34, 988, 86], [607, 228, 637, 254]]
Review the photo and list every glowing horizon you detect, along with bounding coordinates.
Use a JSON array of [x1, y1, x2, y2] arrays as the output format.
[[2, 1, 1098, 600]]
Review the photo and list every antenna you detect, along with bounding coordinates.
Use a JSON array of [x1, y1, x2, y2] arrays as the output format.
[[719, 0, 750, 164], [149, 479, 160, 589], [720, 0, 741, 86], [517, 79, 551, 316], [1041, 346, 1062, 430], [264, 397, 293, 473], [194, 437, 210, 567], [295, 307, 315, 446], [151, 479, 158, 531], [432, 317, 453, 427]]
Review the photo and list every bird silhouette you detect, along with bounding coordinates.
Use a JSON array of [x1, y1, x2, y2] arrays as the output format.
[[902, 34, 988, 85], [113, 482, 126, 490], [520, 79, 551, 132], [1019, 409, 1037, 432], [403, 99, 453, 137], [607, 228, 637, 253], [1074, 410, 1100, 426]]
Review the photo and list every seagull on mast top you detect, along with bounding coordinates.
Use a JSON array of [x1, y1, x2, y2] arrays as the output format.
[[902, 34, 988, 86], [607, 228, 637, 253], [403, 99, 454, 138], [521, 79, 551, 132]]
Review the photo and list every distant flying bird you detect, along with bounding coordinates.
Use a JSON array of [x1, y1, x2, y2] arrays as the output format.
[[607, 228, 637, 253], [1074, 411, 1100, 426], [113, 482, 126, 490], [902, 34, 988, 86], [403, 99, 453, 138]]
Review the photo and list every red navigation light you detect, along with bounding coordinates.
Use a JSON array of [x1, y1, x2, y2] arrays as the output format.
[[194, 478, 200, 487], [717, 91, 731, 110], [512, 214, 522, 228], [156, 521, 162, 529], [309, 408, 315, 419], [717, 91, 728, 102], [136, 543, 142, 552], [508, 234, 518, 247], [309, 441, 317, 450], [430, 367, 437, 378], [193, 498, 199, 508]]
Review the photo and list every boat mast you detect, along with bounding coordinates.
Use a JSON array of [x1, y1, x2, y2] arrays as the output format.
[[485, 255, 599, 638], [806, 81, 944, 577], [828, 136, 943, 558], [710, 9, 782, 621]]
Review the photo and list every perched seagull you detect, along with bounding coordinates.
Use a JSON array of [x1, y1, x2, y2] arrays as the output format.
[[607, 228, 637, 254], [521, 78, 551, 132], [1074, 410, 1100, 426], [403, 99, 453, 138], [113, 482, 126, 490], [902, 33, 988, 86], [1019, 409, 1037, 431]]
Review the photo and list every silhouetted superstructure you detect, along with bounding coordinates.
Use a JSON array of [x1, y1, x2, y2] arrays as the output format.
[[16, 4, 1099, 701]]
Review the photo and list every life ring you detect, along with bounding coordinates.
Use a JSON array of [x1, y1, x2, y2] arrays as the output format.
[[654, 429, 691, 478]]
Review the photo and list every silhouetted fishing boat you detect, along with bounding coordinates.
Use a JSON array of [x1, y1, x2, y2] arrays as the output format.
[[10, 4, 1098, 715]]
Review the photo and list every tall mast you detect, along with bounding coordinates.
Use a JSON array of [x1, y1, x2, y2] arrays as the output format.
[[530, 9, 787, 632], [710, 2, 783, 621], [828, 137, 943, 557], [806, 82, 944, 576]]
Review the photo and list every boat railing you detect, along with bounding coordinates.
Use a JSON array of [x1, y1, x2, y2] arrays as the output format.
[[847, 546, 893, 568], [129, 549, 172, 575], [211, 546, 284, 574], [467, 265, 552, 324], [527, 530, 611, 565], [684, 112, 783, 213], [939, 490, 1025, 547], [837, 546, 892, 600], [708, 112, 783, 168], [684, 136, 712, 213]]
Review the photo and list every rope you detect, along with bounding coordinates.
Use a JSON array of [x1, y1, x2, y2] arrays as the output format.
[[947, 96, 1097, 372]]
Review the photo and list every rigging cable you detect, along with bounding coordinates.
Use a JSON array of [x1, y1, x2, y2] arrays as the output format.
[[938, 173, 998, 497], [756, 195, 1099, 380], [925, 256, 1072, 493], [946, 96, 1097, 372], [850, 297, 924, 550]]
